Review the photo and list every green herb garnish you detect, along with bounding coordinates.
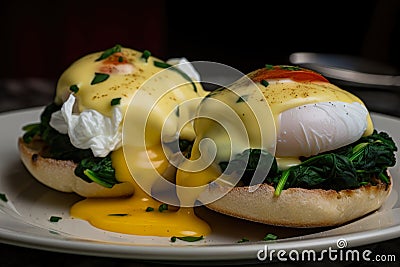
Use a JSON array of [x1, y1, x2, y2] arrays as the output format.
[[95, 44, 122, 61], [263, 234, 278, 241], [111, 97, 121, 106], [265, 64, 274, 70], [153, 61, 171, 68], [91, 73, 110, 85], [69, 84, 79, 93], [170, 236, 204, 242], [49, 216, 62, 222], [141, 50, 151, 62], [0, 193, 8, 202], [158, 203, 168, 212], [236, 95, 249, 103], [145, 207, 154, 212], [260, 80, 269, 87], [153, 61, 198, 93], [279, 65, 302, 71], [108, 214, 128, 217], [237, 238, 249, 243]]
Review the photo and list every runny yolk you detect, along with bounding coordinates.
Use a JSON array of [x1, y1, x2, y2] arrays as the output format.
[[70, 148, 211, 237]]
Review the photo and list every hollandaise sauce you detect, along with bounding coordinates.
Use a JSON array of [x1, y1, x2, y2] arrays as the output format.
[[64, 45, 211, 237], [248, 65, 373, 134], [174, 65, 375, 195], [71, 149, 211, 237], [250, 65, 374, 167]]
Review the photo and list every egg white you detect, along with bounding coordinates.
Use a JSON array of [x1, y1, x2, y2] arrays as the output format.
[[276, 101, 368, 157]]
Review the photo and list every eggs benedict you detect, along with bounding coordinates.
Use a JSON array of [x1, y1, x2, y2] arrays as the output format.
[[179, 65, 397, 227], [19, 51, 397, 237], [18, 45, 212, 237]]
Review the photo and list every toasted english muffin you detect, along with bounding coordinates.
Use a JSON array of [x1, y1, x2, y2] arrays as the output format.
[[18, 137, 134, 198], [205, 175, 392, 227]]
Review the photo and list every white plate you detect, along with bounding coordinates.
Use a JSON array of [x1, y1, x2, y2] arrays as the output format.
[[0, 107, 399, 262]]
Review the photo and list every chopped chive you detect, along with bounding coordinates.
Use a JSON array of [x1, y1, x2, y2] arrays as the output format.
[[111, 97, 121, 106], [279, 65, 301, 71], [175, 105, 180, 117], [171, 236, 204, 242], [261, 80, 269, 87], [265, 64, 274, 70], [141, 50, 151, 62], [158, 203, 168, 212], [153, 61, 198, 93], [154, 61, 171, 68], [108, 213, 128, 216], [237, 238, 249, 243], [236, 95, 249, 103], [263, 234, 278, 241], [0, 193, 8, 202], [49, 216, 62, 222], [274, 169, 290, 197], [91, 73, 110, 85], [95, 44, 122, 61], [69, 84, 79, 93], [145, 207, 154, 212], [118, 56, 123, 62]]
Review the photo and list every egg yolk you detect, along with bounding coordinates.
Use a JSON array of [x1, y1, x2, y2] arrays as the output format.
[[70, 148, 211, 237]]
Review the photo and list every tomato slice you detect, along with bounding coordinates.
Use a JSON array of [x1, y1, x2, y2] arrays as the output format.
[[98, 52, 133, 74], [102, 52, 128, 65], [251, 65, 329, 83]]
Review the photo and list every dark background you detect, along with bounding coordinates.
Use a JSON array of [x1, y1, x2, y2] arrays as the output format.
[[0, 1, 399, 266], [1, 0, 400, 80]]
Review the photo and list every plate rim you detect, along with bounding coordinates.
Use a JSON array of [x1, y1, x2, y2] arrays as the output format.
[[0, 107, 399, 261]]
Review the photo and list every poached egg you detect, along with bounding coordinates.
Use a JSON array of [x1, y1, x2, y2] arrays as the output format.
[[50, 45, 212, 237]]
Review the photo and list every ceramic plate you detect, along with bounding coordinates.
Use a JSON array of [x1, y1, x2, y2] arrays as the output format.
[[0, 107, 399, 262]]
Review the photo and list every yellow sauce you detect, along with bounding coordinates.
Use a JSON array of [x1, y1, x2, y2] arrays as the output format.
[[63, 56, 374, 238], [175, 71, 374, 194], [175, 76, 277, 204], [71, 148, 210, 236], [63, 46, 210, 237], [259, 80, 374, 135]]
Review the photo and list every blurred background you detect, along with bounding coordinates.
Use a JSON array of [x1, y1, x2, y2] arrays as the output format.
[[0, 0, 400, 114], [1, 1, 400, 265]]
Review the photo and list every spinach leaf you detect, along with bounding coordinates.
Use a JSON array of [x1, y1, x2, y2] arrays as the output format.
[[223, 131, 396, 195], [74, 154, 119, 188], [274, 153, 359, 191], [219, 148, 277, 186], [179, 139, 193, 159], [271, 130, 397, 195]]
